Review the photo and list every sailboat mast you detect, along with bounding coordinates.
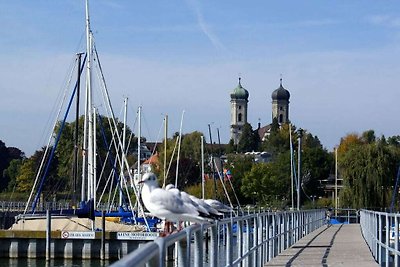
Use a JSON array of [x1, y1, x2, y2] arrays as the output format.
[[138, 106, 142, 181], [82, 0, 94, 203], [201, 135, 205, 199], [119, 98, 128, 207], [163, 115, 168, 185], [73, 53, 83, 206]]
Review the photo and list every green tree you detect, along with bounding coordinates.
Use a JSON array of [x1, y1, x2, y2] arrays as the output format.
[[339, 142, 397, 209], [237, 123, 259, 153], [3, 159, 22, 191]]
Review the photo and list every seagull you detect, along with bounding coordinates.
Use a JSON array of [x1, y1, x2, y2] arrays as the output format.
[[189, 195, 223, 219], [165, 184, 223, 220], [140, 173, 209, 224], [204, 199, 233, 213]]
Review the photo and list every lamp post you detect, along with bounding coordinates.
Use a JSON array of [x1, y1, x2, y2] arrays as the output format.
[[297, 128, 303, 210]]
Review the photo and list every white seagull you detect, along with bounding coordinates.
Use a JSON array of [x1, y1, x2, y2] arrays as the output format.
[[140, 173, 209, 223]]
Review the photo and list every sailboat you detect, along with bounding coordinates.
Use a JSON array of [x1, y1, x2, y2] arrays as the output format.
[[11, 0, 159, 232]]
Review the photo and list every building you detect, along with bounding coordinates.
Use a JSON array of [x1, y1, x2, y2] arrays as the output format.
[[229, 77, 291, 143], [230, 78, 249, 145]]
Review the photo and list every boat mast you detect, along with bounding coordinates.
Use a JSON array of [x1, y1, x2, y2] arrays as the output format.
[[119, 97, 128, 207], [82, 0, 94, 203], [175, 110, 184, 188], [137, 106, 142, 181], [163, 115, 168, 187], [73, 53, 83, 207], [201, 135, 205, 199]]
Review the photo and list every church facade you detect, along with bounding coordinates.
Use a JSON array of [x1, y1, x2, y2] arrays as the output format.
[[230, 78, 291, 144]]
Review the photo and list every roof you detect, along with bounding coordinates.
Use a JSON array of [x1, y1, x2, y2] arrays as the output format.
[[230, 78, 249, 100], [258, 124, 272, 141], [271, 79, 290, 101]]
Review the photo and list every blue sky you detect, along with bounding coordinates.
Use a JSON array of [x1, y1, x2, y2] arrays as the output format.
[[1, 0, 400, 156]]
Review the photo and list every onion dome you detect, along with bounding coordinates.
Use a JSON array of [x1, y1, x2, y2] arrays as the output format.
[[271, 78, 290, 101], [230, 77, 249, 100]]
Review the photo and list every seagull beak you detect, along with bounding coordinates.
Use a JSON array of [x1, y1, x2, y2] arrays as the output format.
[[138, 180, 144, 184]]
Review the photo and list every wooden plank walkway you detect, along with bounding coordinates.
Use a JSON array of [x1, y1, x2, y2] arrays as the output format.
[[265, 224, 379, 267]]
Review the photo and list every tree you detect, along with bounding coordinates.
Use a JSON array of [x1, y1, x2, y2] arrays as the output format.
[[339, 142, 397, 209], [237, 123, 259, 153], [261, 123, 294, 157], [241, 153, 291, 208], [3, 159, 22, 191], [0, 140, 25, 191]]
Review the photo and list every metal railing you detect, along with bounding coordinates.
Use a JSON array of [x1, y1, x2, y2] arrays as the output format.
[[331, 208, 359, 224], [111, 209, 325, 267], [360, 210, 400, 267], [0, 201, 111, 212]]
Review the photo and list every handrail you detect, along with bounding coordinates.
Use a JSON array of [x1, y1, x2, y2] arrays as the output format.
[[360, 210, 400, 267], [111, 209, 325, 267]]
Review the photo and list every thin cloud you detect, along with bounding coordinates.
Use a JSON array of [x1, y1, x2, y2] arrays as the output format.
[[366, 15, 400, 27], [185, 0, 226, 51]]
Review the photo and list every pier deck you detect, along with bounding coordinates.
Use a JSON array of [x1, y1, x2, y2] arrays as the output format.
[[264, 224, 378, 267]]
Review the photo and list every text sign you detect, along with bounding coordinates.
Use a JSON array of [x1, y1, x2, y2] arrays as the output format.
[[116, 232, 159, 240], [61, 231, 95, 239]]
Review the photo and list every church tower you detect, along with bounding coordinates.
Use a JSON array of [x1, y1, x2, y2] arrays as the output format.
[[230, 78, 249, 144], [271, 78, 290, 124]]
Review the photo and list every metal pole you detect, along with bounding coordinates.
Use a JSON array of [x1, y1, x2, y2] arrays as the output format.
[[335, 147, 338, 217], [289, 124, 294, 210], [201, 136, 205, 199], [46, 209, 51, 261], [208, 124, 218, 199], [73, 53, 83, 207], [163, 115, 168, 184], [297, 129, 303, 210], [101, 210, 106, 260]]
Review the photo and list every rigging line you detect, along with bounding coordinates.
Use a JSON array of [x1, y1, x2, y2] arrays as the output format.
[[151, 117, 165, 157], [25, 55, 86, 214], [124, 111, 138, 156], [226, 174, 243, 213], [31, 68, 81, 213], [37, 50, 82, 150], [213, 158, 237, 216], [164, 135, 180, 187], [141, 112, 154, 142], [97, 113, 129, 209], [93, 45, 148, 225]]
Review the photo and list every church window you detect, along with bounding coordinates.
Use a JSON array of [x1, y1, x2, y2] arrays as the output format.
[[279, 106, 283, 111], [279, 114, 283, 123], [238, 105, 242, 110], [238, 113, 242, 122]]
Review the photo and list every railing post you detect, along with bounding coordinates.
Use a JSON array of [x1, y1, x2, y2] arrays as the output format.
[[385, 214, 389, 267], [210, 222, 218, 267], [194, 225, 203, 267], [237, 220, 243, 267], [378, 213, 382, 264], [267, 214, 272, 262], [396, 215, 399, 267], [227, 218, 233, 266], [253, 214, 259, 267], [246, 218, 252, 266]]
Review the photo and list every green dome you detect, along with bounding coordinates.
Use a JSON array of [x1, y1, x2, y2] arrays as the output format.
[[230, 78, 249, 100]]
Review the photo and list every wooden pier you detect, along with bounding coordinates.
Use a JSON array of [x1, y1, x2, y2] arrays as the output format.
[[264, 224, 378, 267]]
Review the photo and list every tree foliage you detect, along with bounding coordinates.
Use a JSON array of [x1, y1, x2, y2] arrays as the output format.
[[237, 123, 260, 153], [338, 132, 399, 209]]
